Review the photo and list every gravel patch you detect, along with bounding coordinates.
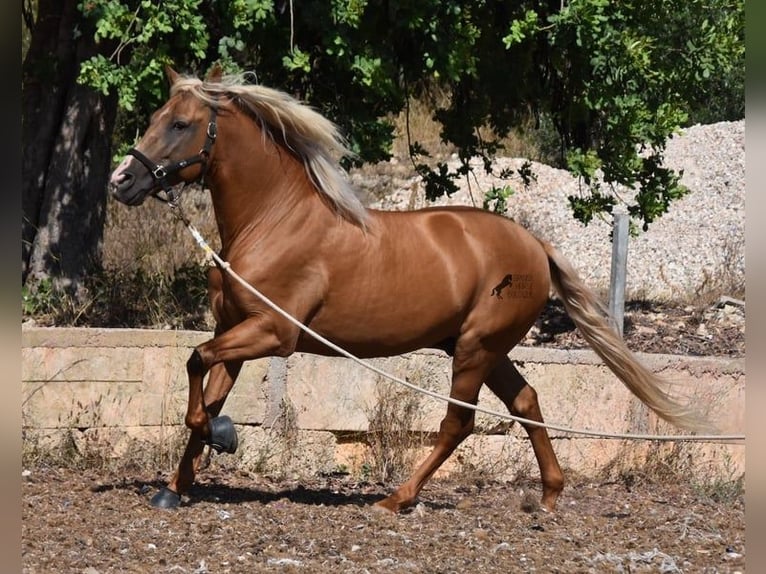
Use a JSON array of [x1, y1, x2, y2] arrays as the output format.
[[363, 121, 745, 302]]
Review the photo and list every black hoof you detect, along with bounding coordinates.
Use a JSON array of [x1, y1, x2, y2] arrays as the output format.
[[150, 486, 181, 509], [206, 415, 238, 454]]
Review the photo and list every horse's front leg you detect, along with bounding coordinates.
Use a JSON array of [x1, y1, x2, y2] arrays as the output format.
[[152, 359, 242, 508], [151, 316, 293, 508], [184, 315, 290, 434]]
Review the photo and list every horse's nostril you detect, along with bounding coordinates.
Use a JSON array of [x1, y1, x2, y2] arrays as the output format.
[[114, 172, 134, 191], [109, 172, 138, 202]]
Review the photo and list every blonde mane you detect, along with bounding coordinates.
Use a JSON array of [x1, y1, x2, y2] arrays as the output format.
[[172, 74, 369, 227]]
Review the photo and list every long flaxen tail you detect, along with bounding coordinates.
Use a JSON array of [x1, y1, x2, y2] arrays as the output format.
[[540, 240, 711, 434]]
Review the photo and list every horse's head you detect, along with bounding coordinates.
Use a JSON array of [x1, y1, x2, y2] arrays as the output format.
[[109, 66, 221, 206]]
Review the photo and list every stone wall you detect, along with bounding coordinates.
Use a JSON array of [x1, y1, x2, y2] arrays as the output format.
[[22, 327, 744, 483]]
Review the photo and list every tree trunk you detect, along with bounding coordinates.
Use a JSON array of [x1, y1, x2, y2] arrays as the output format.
[[22, 0, 117, 292]]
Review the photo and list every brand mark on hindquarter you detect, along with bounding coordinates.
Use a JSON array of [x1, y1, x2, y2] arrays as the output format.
[[491, 273, 533, 299]]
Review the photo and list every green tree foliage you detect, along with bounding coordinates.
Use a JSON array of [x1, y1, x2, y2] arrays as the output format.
[[535, 0, 745, 229], [76, 0, 743, 232]]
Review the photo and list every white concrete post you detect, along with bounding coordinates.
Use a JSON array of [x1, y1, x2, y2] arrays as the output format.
[[608, 212, 629, 337]]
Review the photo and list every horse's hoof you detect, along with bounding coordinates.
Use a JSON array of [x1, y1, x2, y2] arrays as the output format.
[[370, 501, 397, 515], [372, 495, 406, 515], [150, 486, 181, 509], [206, 415, 238, 454]]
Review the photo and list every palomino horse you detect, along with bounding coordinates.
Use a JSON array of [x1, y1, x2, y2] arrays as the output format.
[[110, 67, 706, 511]]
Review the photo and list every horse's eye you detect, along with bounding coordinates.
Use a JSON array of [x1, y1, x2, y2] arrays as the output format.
[[172, 120, 189, 131]]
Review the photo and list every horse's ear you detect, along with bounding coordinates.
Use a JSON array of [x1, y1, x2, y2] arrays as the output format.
[[205, 62, 223, 84], [165, 65, 181, 86]]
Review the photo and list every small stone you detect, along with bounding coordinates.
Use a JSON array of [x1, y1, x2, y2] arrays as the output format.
[[724, 548, 743, 560], [520, 492, 539, 513]]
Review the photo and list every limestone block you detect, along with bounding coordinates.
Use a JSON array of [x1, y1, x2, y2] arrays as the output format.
[[221, 359, 269, 425], [140, 346, 189, 427], [22, 381, 143, 428], [22, 346, 142, 382], [285, 355, 396, 431], [515, 363, 636, 436], [285, 351, 456, 432]]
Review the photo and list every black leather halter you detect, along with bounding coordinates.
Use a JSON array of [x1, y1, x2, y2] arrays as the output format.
[[127, 106, 218, 205]]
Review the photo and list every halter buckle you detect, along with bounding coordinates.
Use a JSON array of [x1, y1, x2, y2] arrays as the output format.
[[152, 165, 168, 179]]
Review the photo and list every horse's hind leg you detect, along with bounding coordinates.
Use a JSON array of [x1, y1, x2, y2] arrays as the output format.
[[151, 359, 242, 508], [374, 348, 491, 514], [485, 357, 564, 511]]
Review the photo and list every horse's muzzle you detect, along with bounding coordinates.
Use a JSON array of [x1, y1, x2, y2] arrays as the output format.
[[110, 181, 150, 206], [110, 165, 156, 206]]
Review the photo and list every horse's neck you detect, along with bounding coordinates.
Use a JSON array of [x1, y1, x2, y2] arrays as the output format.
[[207, 127, 335, 250]]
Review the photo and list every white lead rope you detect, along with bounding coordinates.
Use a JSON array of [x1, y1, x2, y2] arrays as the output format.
[[177, 209, 744, 444]]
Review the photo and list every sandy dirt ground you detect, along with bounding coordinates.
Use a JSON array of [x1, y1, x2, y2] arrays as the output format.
[[22, 464, 744, 574]]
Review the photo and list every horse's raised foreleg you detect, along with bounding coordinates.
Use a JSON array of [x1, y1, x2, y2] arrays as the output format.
[[374, 351, 489, 514], [182, 317, 289, 436], [152, 315, 292, 508], [151, 359, 242, 508], [485, 357, 564, 511]]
